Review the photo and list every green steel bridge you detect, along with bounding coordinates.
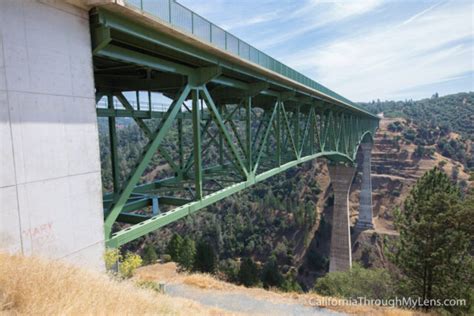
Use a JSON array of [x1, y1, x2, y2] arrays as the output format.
[[91, 1, 379, 248]]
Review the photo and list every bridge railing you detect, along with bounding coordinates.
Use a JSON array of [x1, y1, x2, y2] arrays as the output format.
[[123, 0, 359, 108], [97, 96, 170, 112]]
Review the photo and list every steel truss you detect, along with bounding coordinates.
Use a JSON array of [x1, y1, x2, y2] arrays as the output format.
[[90, 7, 379, 247]]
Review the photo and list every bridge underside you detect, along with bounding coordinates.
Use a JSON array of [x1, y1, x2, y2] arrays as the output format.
[[90, 7, 379, 247]]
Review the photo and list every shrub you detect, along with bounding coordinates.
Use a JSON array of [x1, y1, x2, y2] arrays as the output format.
[[280, 269, 302, 293], [104, 249, 143, 278], [314, 263, 397, 300], [219, 259, 239, 283], [238, 257, 260, 287], [119, 252, 143, 278], [142, 244, 158, 265], [387, 121, 403, 132], [161, 254, 172, 263], [135, 280, 162, 293], [307, 249, 328, 271], [104, 248, 121, 272], [402, 128, 416, 142]]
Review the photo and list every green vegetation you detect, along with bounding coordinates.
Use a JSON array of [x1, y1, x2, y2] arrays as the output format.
[[312, 168, 473, 314], [131, 163, 322, 291], [261, 255, 284, 289], [314, 263, 396, 300], [104, 248, 143, 278], [142, 244, 158, 265], [98, 112, 322, 291], [176, 237, 196, 271], [392, 168, 474, 313], [238, 257, 260, 287], [360, 92, 474, 168], [166, 234, 183, 262], [99, 93, 474, 302], [193, 241, 218, 273]]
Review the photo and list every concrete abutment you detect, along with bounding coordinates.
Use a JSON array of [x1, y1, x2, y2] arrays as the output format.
[[0, 0, 105, 270]]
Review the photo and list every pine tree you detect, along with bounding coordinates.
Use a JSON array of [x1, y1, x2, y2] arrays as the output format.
[[193, 241, 217, 273], [166, 234, 183, 262], [177, 237, 196, 271], [261, 255, 283, 288], [142, 244, 158, 264], [238, 257, 259, 287], [392, 168, 474, 312]]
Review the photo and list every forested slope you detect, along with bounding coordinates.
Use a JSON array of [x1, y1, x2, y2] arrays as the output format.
[[98, 92, 474, 292], [359, 92, 474, 168]]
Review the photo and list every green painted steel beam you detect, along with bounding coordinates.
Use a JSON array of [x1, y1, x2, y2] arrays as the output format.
[[104, 85, 191, 238], [192, 89, 203, 199], [90, 8, 379, 119], [91, 6, 381, 248], [107, 94, 120, 194], [117, 213, 152, 224], [106, 147, 360, 247]]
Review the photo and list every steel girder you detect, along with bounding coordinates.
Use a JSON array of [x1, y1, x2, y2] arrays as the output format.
[[90, 8, 379, 247]]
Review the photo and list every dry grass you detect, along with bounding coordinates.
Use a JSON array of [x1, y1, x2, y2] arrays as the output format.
[[0, 253, 235, 316], [136, 263, 430, 315]]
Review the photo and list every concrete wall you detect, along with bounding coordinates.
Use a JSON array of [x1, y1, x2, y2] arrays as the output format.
[[0, 0, 105, 270]]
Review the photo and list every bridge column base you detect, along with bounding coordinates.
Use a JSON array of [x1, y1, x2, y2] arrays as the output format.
[[328, 164, 356, 272]]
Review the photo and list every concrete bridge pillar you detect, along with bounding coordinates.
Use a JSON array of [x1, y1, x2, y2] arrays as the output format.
[[328, 164, 355, 272], [0, 0, 104, 270], [356, 142, 374, 230]]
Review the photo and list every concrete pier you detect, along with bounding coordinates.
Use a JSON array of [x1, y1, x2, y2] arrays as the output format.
[[0, 0, 104, 270], [328, 164, 355, 272], [356, 142, 374, 230]]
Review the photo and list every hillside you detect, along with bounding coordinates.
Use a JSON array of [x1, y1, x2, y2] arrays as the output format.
[[99, 92, 474, 292], [136, 116, 472, 290], [291, 114, 473, 287], [0, 253, 421, 316], [359, 92, 474, 169]]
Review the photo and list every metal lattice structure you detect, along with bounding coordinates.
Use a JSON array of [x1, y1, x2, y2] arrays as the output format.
[[90, 4, 379, 247]]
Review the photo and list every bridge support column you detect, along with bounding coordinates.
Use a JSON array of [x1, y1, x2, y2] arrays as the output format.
[[356, 142, 374, 230], [328, 164, 355, 272], [0, 0, 104, 270]]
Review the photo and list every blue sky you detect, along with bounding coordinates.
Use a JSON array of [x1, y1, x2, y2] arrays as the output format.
[[179, 0, 473, 102]]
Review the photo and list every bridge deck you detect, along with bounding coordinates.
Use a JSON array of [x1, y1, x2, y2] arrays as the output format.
[[92, 0, 376, 119]]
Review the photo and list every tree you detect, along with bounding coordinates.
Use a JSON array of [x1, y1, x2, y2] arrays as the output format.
[[261, 256, 283, 288], [142, 244, 158, 265], [219, 258, 240, 283], [166, 234, 183, 262], [238, 257, 260, 287], [392, 168, 474, 312], [193, 241, 217, 273], [281, 269, 302, 293], [177, 237, 196, 271]]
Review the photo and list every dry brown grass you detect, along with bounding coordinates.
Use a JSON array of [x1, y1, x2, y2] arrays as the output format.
[[0, 253, 235, 316], [136, 263, 430, 315]]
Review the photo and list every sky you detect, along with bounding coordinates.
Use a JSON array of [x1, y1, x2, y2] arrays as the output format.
[[178, 0, 474, 102]]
